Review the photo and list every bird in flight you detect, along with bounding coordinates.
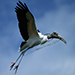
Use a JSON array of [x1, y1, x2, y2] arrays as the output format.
[[10, 1, 66, 74]]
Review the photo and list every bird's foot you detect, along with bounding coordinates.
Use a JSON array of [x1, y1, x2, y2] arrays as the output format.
[[13, 64, 19, 74], [10, 62, 16, 70]]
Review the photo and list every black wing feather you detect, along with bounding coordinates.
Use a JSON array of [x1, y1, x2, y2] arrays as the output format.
[[15, 1, 31, 41], [15, 1, 38, 41]]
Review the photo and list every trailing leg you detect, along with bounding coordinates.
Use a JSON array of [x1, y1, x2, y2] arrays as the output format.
[[10, 47, 30, 73]]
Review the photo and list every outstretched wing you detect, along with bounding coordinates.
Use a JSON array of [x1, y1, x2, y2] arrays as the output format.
[[15, 1, 39, 41]]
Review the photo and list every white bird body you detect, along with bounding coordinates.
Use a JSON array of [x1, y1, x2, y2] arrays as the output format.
[[38, 32, 48, 44], [19, 32, 48, 52]]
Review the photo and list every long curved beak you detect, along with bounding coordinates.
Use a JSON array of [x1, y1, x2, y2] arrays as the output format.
[[57, 35, 67, 44], [48, 32, 67, 44]]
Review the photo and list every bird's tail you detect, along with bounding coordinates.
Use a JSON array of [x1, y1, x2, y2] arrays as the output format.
[[18, 41, 28, 52]]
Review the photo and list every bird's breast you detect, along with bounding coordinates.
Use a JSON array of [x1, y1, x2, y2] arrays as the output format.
[[38, 32, 48, 44], [40, 36, 48, 44]]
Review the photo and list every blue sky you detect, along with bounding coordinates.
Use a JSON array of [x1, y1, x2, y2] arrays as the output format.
[[0, 0, 75, 75]]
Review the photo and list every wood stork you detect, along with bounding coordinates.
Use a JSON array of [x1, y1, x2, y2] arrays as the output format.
[[10, 1, 66, 73]]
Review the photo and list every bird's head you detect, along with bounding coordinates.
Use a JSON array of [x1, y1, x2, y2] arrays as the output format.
[[48, 32, 66, 44]]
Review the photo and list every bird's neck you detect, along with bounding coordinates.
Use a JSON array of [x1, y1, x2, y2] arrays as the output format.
[[47, 34, 53, 39]]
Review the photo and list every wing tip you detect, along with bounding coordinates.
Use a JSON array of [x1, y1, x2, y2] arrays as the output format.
[[15, 1, 28, 13]]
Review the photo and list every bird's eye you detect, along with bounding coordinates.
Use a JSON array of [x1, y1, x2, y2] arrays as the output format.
[[53, 32, 58, 35]]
